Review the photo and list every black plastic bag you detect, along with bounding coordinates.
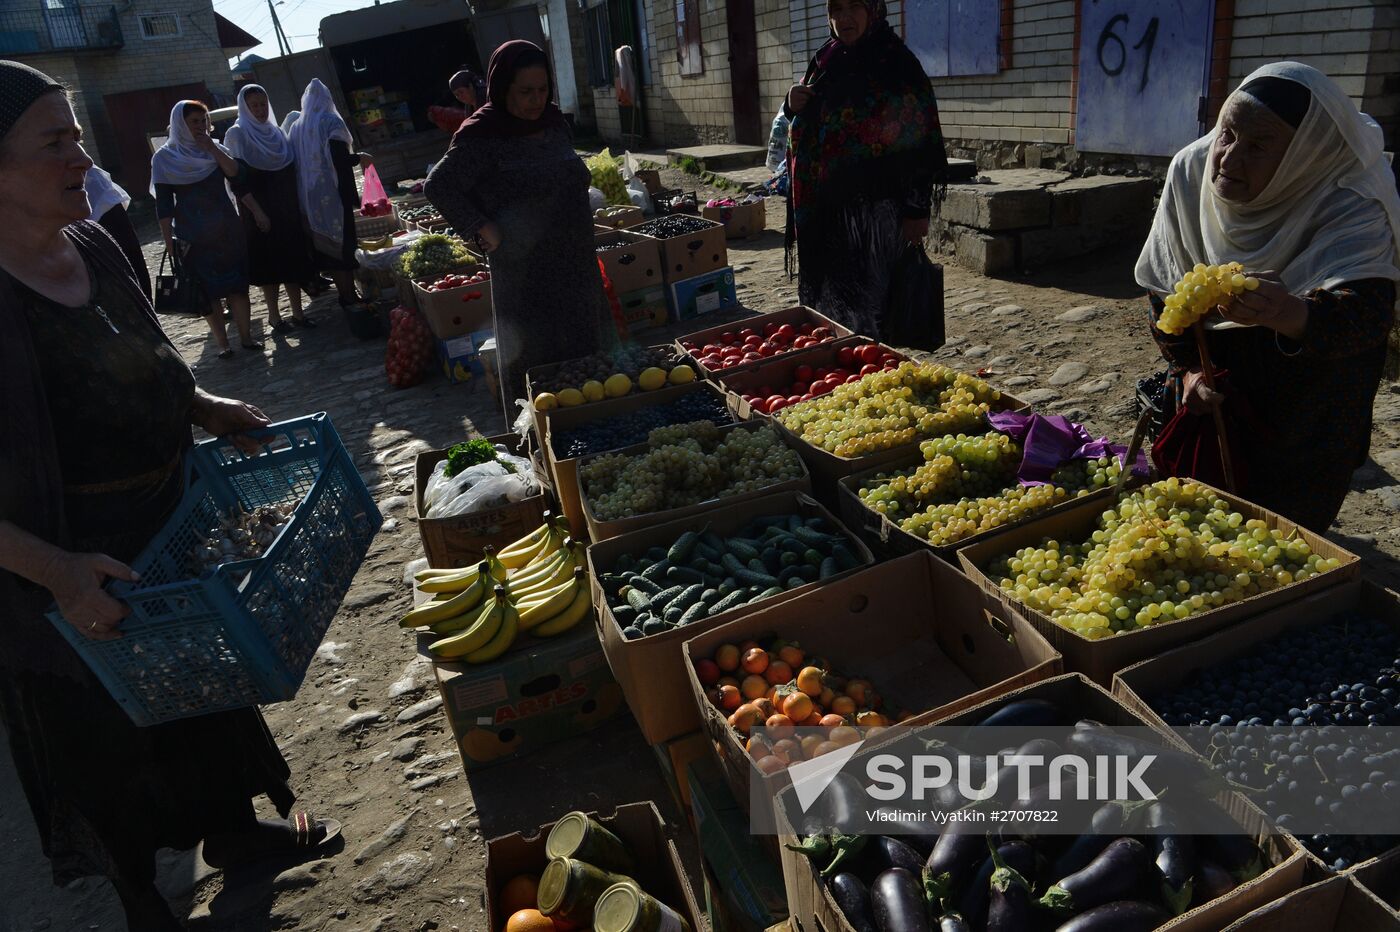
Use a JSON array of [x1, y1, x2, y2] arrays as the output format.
[[883, 242, 945, 351]]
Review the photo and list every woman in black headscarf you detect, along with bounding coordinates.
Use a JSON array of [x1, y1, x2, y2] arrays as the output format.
[[0, 61, 337, 930], [786, 0, 948, 339], [425, 41, 613, 409]]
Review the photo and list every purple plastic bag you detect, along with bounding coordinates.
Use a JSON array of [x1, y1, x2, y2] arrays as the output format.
[[986, 411, 1150, 487]]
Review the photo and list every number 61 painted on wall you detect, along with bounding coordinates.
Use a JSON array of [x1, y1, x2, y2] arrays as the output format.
[[1097, 12, 1159, 93]]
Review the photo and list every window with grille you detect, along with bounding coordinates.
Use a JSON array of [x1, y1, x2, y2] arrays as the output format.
[[584, 3, 614, 87], [139, 12, 181, 38]]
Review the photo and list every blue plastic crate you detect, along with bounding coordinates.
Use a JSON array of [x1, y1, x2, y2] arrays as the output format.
[[48, 413, 382, 726]]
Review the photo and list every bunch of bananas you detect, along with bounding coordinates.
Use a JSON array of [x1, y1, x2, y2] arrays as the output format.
[[403, 515, 593, 663]]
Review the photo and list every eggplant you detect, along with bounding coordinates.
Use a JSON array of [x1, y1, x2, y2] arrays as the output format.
[[1040, 837, 1150, 915], [817, 772, 870, 834], [937, 915, 971, 932], [873, 836, 928, 876], [829, 872, 878, 932], [874, 810, 942, 843], [894, 833, 938, 856], [1063, 727, 1216, 793], [991, 739, 1065, 803], [923, 825, 988, 905], [1048, 801, 1139, 884], [1053, 900, 1170, 932], [978, 698, 1067, 727], [1191, 860, 1239, 907], [871, 868, 932, 932], [958, 840, 1036, 929], [1143, 802, 1196, 915], [986, 853, 1034, 932], [1201, 833, 1264, 882], [823, 834, 872, 878]]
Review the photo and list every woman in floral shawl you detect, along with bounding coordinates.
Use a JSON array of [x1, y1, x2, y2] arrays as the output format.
[[785, 0, 947, 338]]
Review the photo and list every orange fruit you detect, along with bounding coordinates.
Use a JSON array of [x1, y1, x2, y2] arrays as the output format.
[[800, 734, 824, 758], [739, 639, 761, 654], [845, 679, 872, 706], [831, 696, 857, 717], [755, 754, 787, 775], [746, 734, 773, 761], [694, 659, 721, 686], [801, 710, 823, 727], [741, 674, 769, 701], [765, 660, 794, 686], [829, 725, 862, 747], [778, 645, 805, 668], [812, 740, 843, 758], [715, 644, 741, 672], [819, 687, 836, 708], [753, 697, 777, 720], [856, 711, 888, 728], [499, 876, 540, 918], [716, 684, 742, 711], [742, 647, 770, 674], [772, 737, 804, 763], [718, 675, 740, 690], [797, 666, 825, 697], [865, 726, 888, 741], [819, 713, 846, 730], [765, 713, 795, 741], [782, 691, 814, 722], [729, 703, 761, 735], [507, 910, 554, 932]]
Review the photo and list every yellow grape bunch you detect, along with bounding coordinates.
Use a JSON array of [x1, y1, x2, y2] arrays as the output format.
[[1156, 262, 1260, 335]]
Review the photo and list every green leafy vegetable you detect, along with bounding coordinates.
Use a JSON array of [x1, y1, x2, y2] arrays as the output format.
[[443, 439, 515, 478], [397, 233, 476, 280]]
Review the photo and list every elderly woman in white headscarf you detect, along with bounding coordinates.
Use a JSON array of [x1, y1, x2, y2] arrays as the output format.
[[151, 99, 255, 358], [288, 79, 372, 305], [1137, 62, 1400, 531], [224, 84, 318, 333]]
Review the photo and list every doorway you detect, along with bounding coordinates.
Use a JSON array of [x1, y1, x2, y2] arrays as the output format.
[[725, 0, 761, 145]]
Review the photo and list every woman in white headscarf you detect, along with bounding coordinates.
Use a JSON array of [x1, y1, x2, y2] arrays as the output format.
[[224, 84, 318, 332], [1137, 61, 1400, 531], [289, 79, 373, 304], [151, 99, 255, 359], [82, 164, 148, 296]]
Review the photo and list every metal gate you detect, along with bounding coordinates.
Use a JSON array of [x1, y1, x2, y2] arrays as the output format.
[[1074, 0, 1214, 156]]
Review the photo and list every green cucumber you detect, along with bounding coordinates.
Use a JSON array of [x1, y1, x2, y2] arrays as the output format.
[[679, 601, 709, 626], [819, 556, 839, 580], [747, 558, 768, 574], [779, 550, 800, 568], [629, 576, 663, 596], [668, 530, 702, 564], [666, 565, 706, 585], [650, 585, 685, 611], [700, 531, 725, 552], [755, 586, 785, 600], [625, 589, 653, 613], [644, 546, 667, 562], [760, 547, 782, 573], [699, 588, 720, 606], [640, 560, 671, 582], [794, 525, 841, 548], [721, 552, 780, 588], [613, 605, 637, 626], [672, 583, 706, 611], [803, 549, 824, 567], [726, 539, 760, 562], [663, 605, 684, 625], [641, 617, 667, 636], [708, 590, 750, 616], [832, 543, 860, 571], [798, 564, 819, 583], [694, 543, 722, 563]]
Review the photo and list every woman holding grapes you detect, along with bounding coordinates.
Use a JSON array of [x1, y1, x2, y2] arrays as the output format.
[[1136, 62, 1400, 531]]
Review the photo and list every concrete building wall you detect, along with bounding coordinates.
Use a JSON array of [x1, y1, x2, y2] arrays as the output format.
[[754, 0, 791, 129]]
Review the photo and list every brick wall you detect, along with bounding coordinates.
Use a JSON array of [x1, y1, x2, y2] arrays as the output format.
[[754, 0, 791, 129], [630, 0, 734, 146]]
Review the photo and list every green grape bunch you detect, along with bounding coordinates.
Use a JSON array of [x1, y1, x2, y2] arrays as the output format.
[[1157, 261, 1260, 335], [987, 477, 1343, 639]]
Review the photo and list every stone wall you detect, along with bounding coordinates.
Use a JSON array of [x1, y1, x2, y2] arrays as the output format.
[[754, 0, 792, 130]]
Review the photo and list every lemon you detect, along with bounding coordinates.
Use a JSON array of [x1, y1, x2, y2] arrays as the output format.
[[534, 392, 558, 412], [556, 387, 585, 407], [581, 380, 605, 402], [604, 373, 632, 398], [668, 364, 696, 385], [638, 367, 667, 391]]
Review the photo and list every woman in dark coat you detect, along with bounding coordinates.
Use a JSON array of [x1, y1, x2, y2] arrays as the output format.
[[83, 164, 149, 297], [0, 63, 336, 931], [224, 83, 319, 331], [289, 78, 373, 306], [785, 0, 948, 339], [424, 41, 613, 409], [152, 99, 258, 359], [1138, 62, 1400, 531]]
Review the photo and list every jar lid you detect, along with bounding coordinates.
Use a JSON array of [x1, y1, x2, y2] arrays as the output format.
[[545, 811, 589, 860], [536, 858, 570, 915], [593, 882, 642, 932]]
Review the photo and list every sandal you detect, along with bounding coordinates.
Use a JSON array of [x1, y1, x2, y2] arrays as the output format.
[[291, 317, 318, 329], [217, 347, 235, 360], [202, 812, 343, 869], [269, 319, 294, 334], [242, 340, 265, 351]]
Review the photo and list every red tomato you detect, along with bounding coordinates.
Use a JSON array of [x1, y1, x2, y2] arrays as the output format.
[[787, 395, 803, 407], [738, 328, 756, 341], [759, 343, 777, 357], [883, 363, 898, 371], [770, 331, 791, 347], [809, 380, 828, 395], [801, 393, 814, 401], [799, 323, 815, 335], [743, 352, 763, 362], [720, 332, 737, 345], [881, 355, 900, 367], [794, 337, 813, 349], [812, 326, 834, 339], [763, 322, 781, 338], [860, 364, 880, 377], [845, 374, 863, 384], [794, 365, 813, 383], [825, 373, 844, 385], [836, 347, 855, 366], [766, 395, 787, 411], [699, 355, 721, 369], [776, 324, 796, 341]]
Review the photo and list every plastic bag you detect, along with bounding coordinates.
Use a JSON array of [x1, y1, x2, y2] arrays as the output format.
[[426, 452, 540, 519], [627, 175, 652, 213], [986, 411, 1151, 487], [423, 459, 507, 515], [883, 242, 945, 352], [766, 110, 790, 174], [356, 229, 423, 270], [385, 306, 434, 389], [361, 164, 388, 209]]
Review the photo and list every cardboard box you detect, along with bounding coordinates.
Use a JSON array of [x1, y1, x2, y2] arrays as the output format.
[[413, 432, 550, 569], [483, 802, 703, 932], [586, 492, 875, 744], [413, 269, 492, 340], [957, 481, 1362, 685], [685, 551, 1062, 822], [437, 330, 493, 385], [719, 338, 907, 420], [348, 86, 384, 109], [384, 101, 411, 122], [597, 231, 664, 295], [595, 205, 645, 229], [389, 119, 415, 137], [1353, 846, 1400, 915], [1222, 875, 1400, 930], [635, 168, 663, 194], [633, 217, 729, 282], [836, 450, 1136, 562], [430, 621, 623, 773], [702, 199, 768, 239], [358, 123, 392, 146], [688, 755, 789, 932], [677, 306, 856, 379], [776, 673, 1306, 932], [354, 107, 386, 126], [669, 266, 740, 322], [578, 420, 813, 542], [1112, 577, 1400, 876], [651, 730, 713, 827], [617, 284, 669, 333], [544, 380, 733, 538]]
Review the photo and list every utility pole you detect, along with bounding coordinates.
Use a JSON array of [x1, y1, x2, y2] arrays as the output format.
[[267, 0, 291, 56]]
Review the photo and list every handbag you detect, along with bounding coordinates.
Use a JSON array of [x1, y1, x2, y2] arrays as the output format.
[[883, 241, 945, 351], [153, 247, 204, 314]]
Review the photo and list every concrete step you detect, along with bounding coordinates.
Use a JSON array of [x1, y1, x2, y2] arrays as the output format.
[[713, 165, 773, 191], [667, 145, 768, 171]]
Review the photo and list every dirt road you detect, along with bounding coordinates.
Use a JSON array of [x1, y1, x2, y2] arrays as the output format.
[[3, 164, 1397, 931]]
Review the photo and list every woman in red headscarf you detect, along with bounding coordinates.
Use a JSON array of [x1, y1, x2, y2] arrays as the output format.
[[425, 41, 612, 412]]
